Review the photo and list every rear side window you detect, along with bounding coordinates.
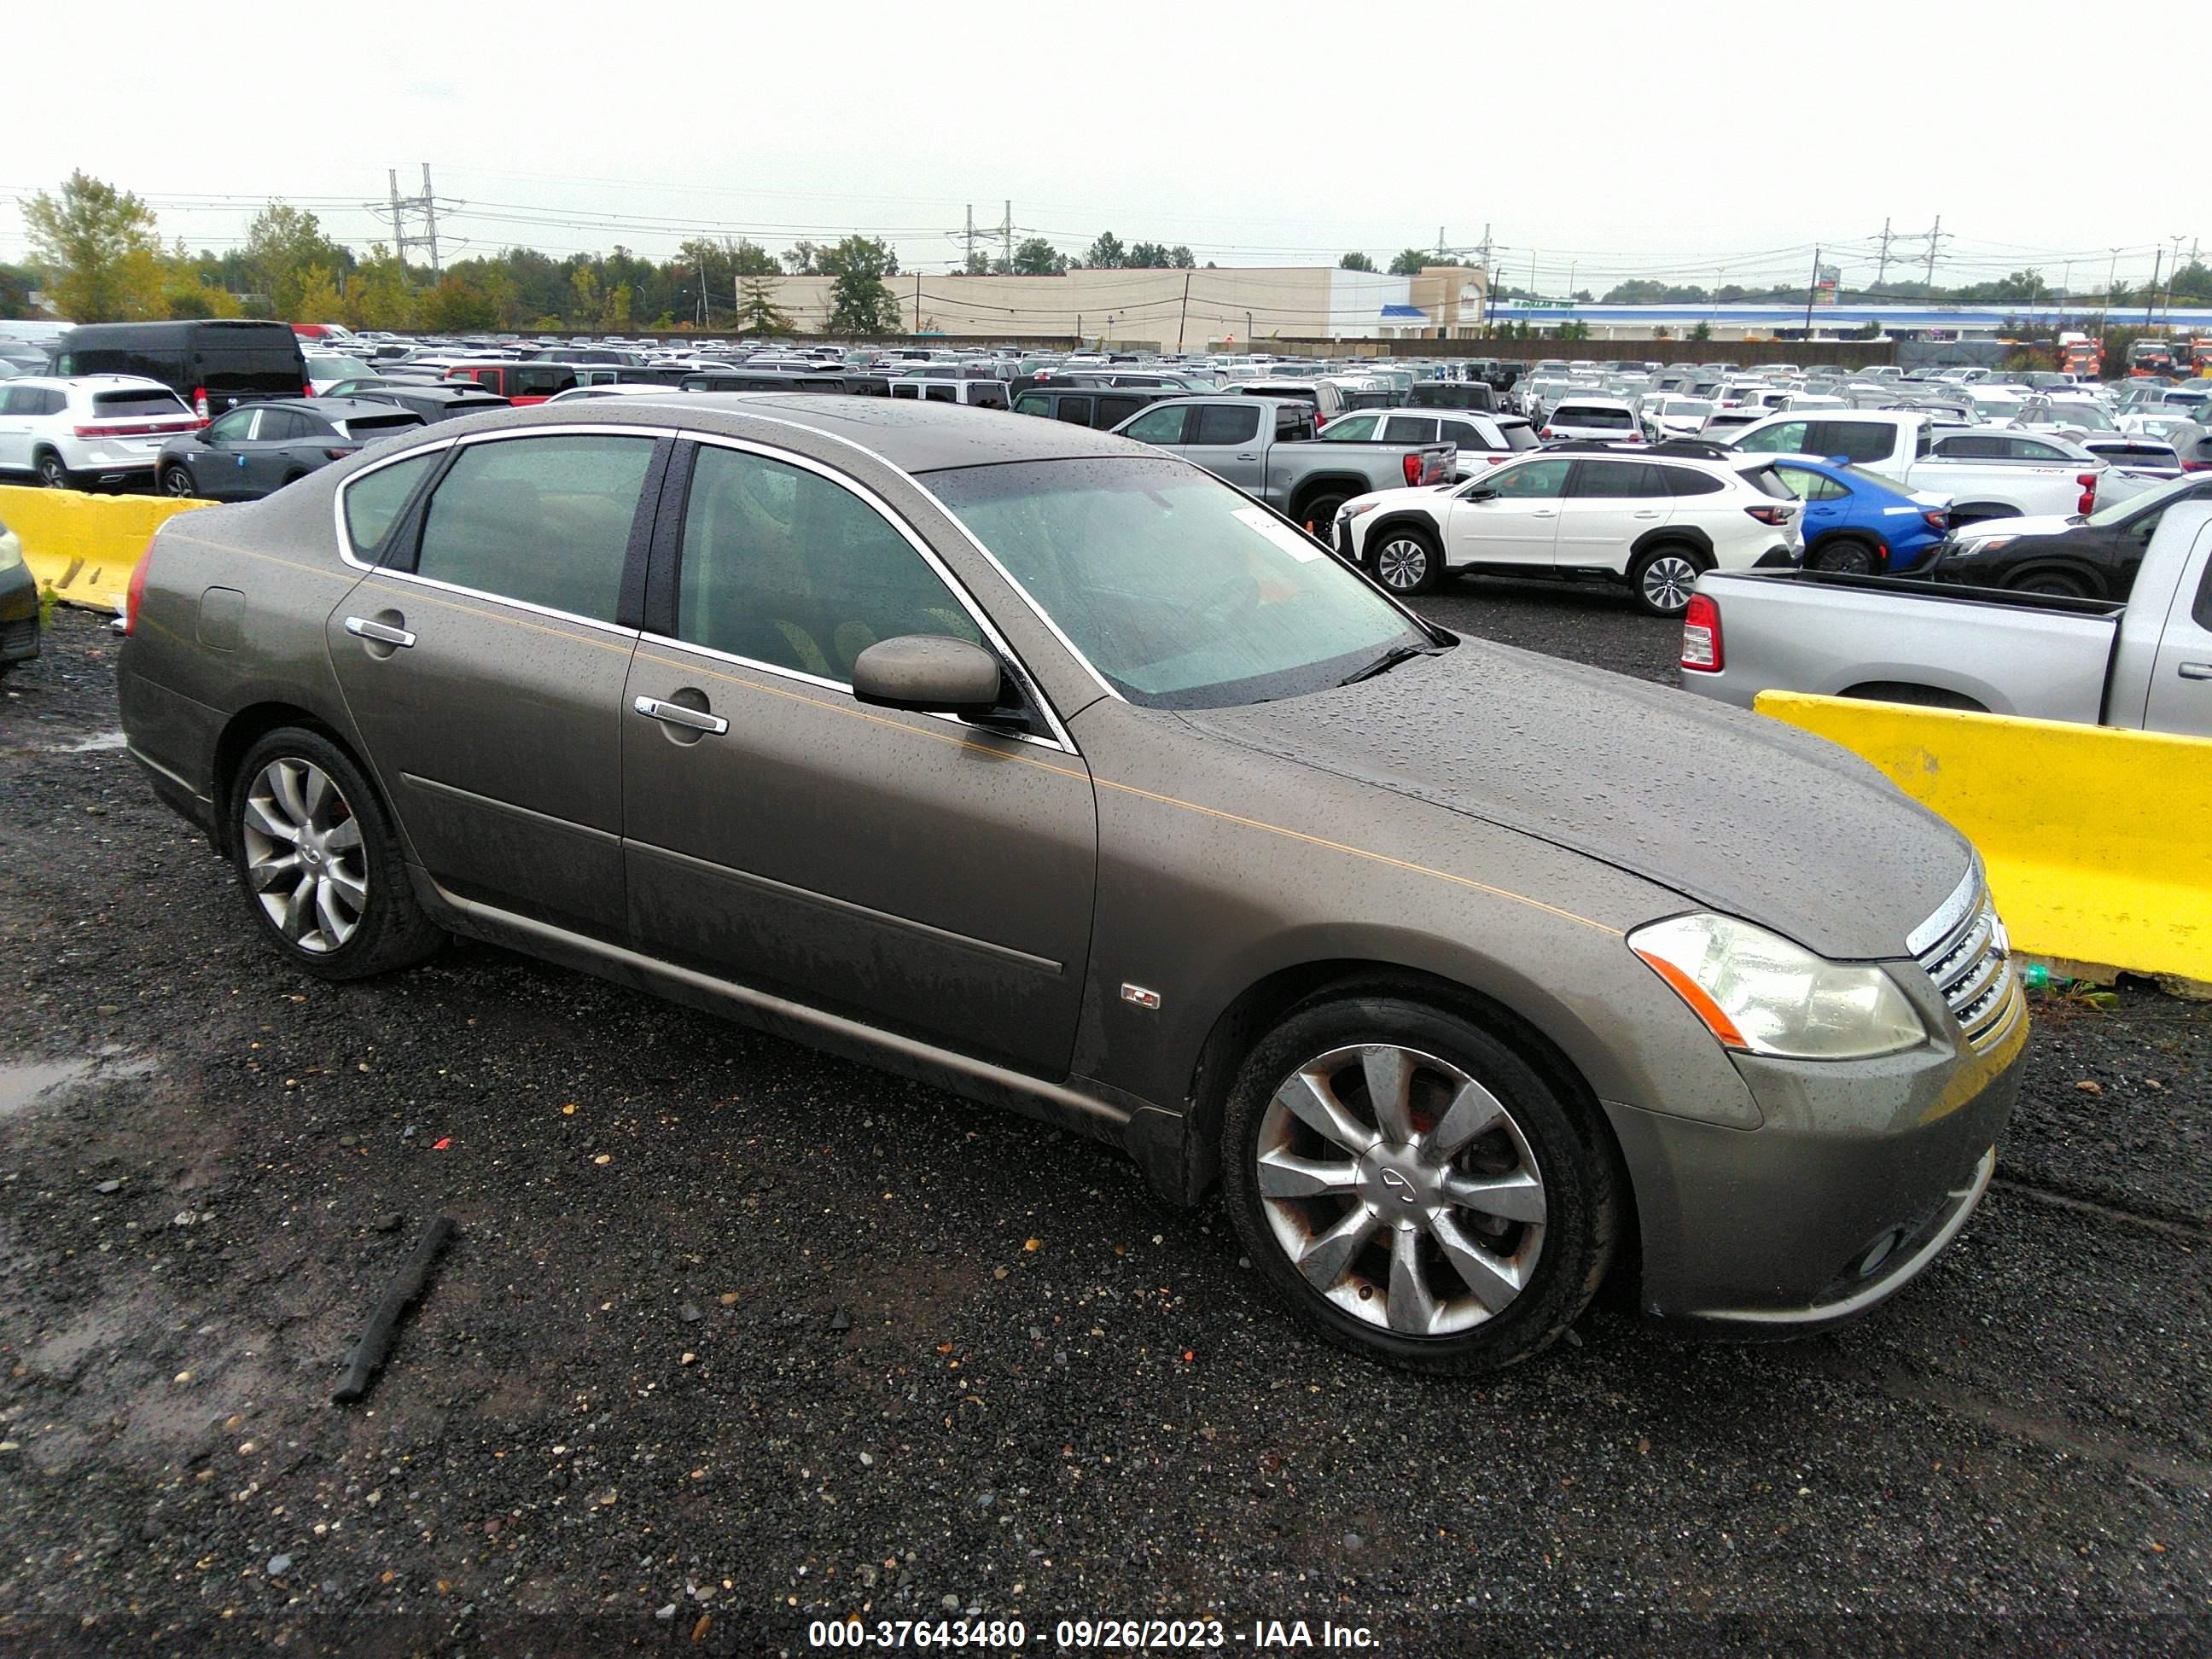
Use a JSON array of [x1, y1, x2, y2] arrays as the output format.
[[414, 435, 655, 622], [1379, 416, 1431, 443], [2005, 436, 2071, 461], [675, 444, 981, 683], [1192, 405, 1260, 446], [1935, 434, 2005, 459], [344, 451, 442, 559], [1732, 420, 1810, 453], [1738, 466, 1796, 501], [1497, 421, 1540, 451], [1096, 395, 1144, 426], [1014, 393, 1051, 417], [1569, 459, 1665, 498], [924, 385, 958, 404], [1662, 465, 1727, 497], [1053, 396, 1091, 424], [1121, 405, 1188, 444], [1319, 413, 1382, 442], [1805, 422, 1895, 465]]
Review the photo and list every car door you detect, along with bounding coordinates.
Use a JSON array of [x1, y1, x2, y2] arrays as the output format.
[[1183, 401, 1266, 490], [2142, 530, 2212, 737], [1776, 463, 1850, 542], [247, 408, 320, 495], [1444, 455, 1572, 567], [1557, 458, 1671, 572], [1118, 402, 1190, 450], [619, 436, 1097, 1074], [0, 384, 37, 471], [324, 429, 666, 937], [189, 405, 266, 498]]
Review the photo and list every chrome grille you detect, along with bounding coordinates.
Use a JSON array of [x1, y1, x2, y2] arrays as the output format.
[[1915, 888, 2020, 1052]]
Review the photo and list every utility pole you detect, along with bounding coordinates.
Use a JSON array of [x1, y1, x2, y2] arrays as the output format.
[[913, 271, 923, 335], [2145, 247, 2161, 327], [1002, 200, 1013, 271], [1176, 271, 1191, 353], [1475, 223, 1494, 330], [387, 170, 407, 258], [1873, 217, 1893, 288], [1437, 225, 1447, 265], [374, 166, 442, 288], [963, 204, 976, 274], [1803, 246, 1822, 336]]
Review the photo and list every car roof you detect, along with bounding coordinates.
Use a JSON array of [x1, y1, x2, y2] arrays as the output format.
[[409, 393, 1148, 474], [10, 374, 172, 391]]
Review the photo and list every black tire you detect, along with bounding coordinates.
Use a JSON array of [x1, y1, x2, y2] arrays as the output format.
[[34, 451, 71, 490], [2012, 571, 2087, 599], [1370, 525, 1443, 595], [226, 727, 443, 981], [1220, 992, 1619, 1374], [1297, 493, 1350, 535], [1808, 533, 1878, 576], [160, 464, 198, 498], [1627, 542, 1704, 617]]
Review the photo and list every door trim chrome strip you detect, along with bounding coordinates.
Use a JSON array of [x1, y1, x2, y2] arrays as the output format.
[[399, 771, 622, 844]]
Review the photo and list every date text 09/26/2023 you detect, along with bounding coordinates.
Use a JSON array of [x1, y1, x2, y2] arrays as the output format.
[[805, 1616, 1381, 1650]]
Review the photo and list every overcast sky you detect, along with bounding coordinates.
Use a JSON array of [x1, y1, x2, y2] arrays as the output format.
[[4, 0, 2201, 297]]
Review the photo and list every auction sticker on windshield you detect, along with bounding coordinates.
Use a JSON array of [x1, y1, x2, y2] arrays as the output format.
[[1233, 506, 1324, 562]]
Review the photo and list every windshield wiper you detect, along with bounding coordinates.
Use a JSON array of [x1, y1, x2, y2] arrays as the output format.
[[1339, 641, 1440, 686]]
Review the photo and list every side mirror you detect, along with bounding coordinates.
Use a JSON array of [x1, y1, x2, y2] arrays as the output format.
[[1464, 486, 1499, 503], [852, 635, 1006, 720]]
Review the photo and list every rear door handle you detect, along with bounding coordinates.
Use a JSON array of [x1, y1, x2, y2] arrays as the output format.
[[1633, 510, 1662, 519], [344, 616, 415, 648], [2180, 662, 2212, 681], [632, 695, 729, 735], [1531, 509, 1557, 518]]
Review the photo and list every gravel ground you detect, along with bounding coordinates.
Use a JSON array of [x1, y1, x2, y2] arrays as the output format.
[[0, 603, 2207, 1656]]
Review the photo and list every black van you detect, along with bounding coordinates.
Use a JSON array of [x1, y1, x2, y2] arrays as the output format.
[[1406, 381, 1498, 412], [56, 320, 306, 419]]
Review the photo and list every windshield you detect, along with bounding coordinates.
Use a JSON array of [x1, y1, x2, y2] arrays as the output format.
[[926, 457, 1429, 709], [2046, 403, 2115, 431], [1661, 399, 1714, 416], [307, 355, 371, 381], [2088, 471, 2204, 527]]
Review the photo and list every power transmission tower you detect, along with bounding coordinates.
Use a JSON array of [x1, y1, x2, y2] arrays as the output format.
[[375, 166, 445, 285], [1922, 214, 1946, 289], [1000, 201, 1013, 271], [962, 204, 977, 273], [1873, 217, 1893, 288]]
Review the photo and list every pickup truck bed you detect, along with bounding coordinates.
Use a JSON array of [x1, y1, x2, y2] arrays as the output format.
[[1685, 569, 2125, 720]]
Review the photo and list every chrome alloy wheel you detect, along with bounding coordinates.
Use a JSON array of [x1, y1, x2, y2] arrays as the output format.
[[240, 759, 368, 953], [1639, 553, 1700, 613], [1254, 1044, 1546, 1337], [1375, 536, 1431, 591]]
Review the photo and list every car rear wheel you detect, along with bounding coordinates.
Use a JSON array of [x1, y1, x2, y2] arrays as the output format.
[[1220, 994, 1618, 1373], [34, 451, 70, 490], [160, 464, 198, 498], [1628, 544, 1703, 616], [229, 728, 443, 981], [1809, 534, 1878, 576], [1371, 527, 1443, 595], [2013, 571, 2088, 599]]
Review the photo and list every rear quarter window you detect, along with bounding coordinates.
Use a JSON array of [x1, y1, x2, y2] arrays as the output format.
[[342, 451, 443, 560]]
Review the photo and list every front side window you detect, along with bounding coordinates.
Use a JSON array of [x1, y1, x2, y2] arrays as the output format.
[[1485, 457, 1573, 498], [1732, 419, 1810, 453], [1808, 421, 1899, 465], [1014, 393, 1051, 418], [1121, 405, 1188, 444], [677, 444, 981, 684], [414, 434, 654, 622], [343, 451, 442, 559], [206, 408, 259, 442], [928, 457, 1424, 709]]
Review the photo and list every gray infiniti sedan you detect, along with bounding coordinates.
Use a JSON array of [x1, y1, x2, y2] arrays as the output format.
[[115, 397, 2024, 1372]]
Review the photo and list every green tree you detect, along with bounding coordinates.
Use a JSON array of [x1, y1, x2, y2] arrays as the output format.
[[1338, 251, 1377, 272], [736, 271, 793, 335], [1388, 248, 1429, 276], [570, 266, 603, 329], [0, 264, 34, 316], [2172, 260, 2212, 303], [346, 245, 416, 331], [23, 172, 166, 322], [1168, 245, 1195, 269], [417, 274, 498, 333], [1127, 240, 1170, 269], [818, 236, 901, 335], [781, 241, 824, 276], [1689, 321, 1712, 342], [1083, 231, 1126, 269], [244, 201, 349, 320], [1010, 237, 1064, 276], [729, 238, 780, 276]]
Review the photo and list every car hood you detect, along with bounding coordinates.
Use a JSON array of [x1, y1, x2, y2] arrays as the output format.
[[1179, 639, 1971, 961], [1953, 512, 2076, 543]]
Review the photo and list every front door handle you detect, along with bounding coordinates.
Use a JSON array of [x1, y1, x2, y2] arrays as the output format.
[[1531, 509, 1558, 518], [344, 615, 415, 648], [1633, 510, 1662, 519], [1237, 452, 1259, 460], [2180, 662, 2212, 681], [632, 695, 729, 735]]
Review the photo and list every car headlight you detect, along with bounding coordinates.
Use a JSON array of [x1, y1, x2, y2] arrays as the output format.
[[1627, 911, 1925, 1060], [1339, 500, 1380, 521], [0, 526, 20, 573], [1956, 535, 2013, 555]]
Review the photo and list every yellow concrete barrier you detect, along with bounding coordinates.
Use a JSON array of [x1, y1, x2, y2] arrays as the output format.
[[0, 484, 213, 614], [1755, 690, 2212, 984]]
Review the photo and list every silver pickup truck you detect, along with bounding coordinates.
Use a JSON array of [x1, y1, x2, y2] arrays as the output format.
[[1679, 503, 2212, 737], [1111, 395, 1454, 530]]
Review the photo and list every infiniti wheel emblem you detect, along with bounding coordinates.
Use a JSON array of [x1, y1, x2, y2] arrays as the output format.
[[1378, 1167, 1417, 1204]]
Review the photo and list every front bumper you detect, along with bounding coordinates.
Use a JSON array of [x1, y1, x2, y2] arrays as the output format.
[[1604, 1003, 2025, 1332], [0, 556, 38, 663]]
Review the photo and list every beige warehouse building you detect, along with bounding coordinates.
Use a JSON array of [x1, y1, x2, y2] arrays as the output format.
[[760, 264, 1487, 347]]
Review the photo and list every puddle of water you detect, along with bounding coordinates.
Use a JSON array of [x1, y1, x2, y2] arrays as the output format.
[[50, 731, 129, 754], [0, 1051, 156, 1117]]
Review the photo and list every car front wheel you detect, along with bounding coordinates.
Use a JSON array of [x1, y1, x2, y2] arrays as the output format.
[[1220, 994, 1618, 1373], [1629, 544, 1703, 616], [1371, 527, 1443, 594], [229, 728, 444, 981], [160, 464, 198, 498]]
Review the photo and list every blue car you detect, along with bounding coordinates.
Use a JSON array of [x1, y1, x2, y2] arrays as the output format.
[[1769, 457, 1952, 574]]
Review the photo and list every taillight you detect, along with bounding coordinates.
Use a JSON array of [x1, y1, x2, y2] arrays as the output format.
[[192, 387, 209, 420], [1680, 593, 1722, 672], [2184, 460, 2211, 473], [2076, 472, 2098, 515], [1402, 452, 1423, 487], [303, 382, 316, 398], [125, 539, 153, 637], [1744, 504, 1790, 526], [1924, 509, 1948, 531], [1539, 427, 1554, 439]]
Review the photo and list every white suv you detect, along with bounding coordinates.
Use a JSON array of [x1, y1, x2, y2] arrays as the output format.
[[1334, 447, 1803, 613], [1538, 395, 1642, 443], [0, 375, 201, 490]]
